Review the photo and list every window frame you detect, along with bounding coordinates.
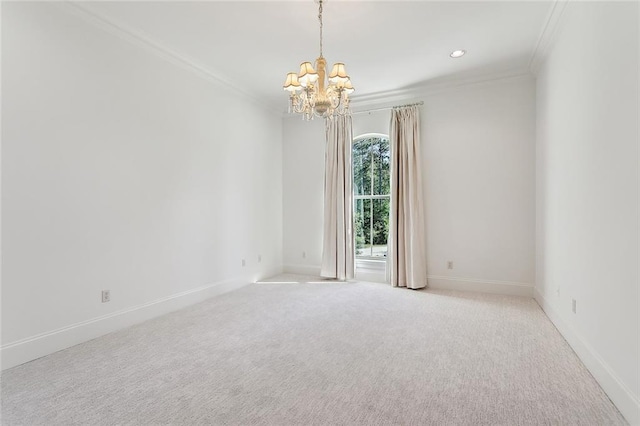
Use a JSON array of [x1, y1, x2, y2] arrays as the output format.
[[352, 133, 390, 261]]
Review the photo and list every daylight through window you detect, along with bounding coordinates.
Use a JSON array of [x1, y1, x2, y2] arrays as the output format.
[[353, 134, 390, 259]]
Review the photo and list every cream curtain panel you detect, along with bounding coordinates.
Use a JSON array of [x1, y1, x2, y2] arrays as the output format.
[[320, 116, 355, 280], [388, 106, 427, 289]]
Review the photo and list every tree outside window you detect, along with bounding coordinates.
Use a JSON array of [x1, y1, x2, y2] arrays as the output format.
[[353, 134, 390, 258]]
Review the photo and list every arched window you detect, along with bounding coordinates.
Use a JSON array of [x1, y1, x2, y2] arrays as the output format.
[[353, 134, 390, 259]]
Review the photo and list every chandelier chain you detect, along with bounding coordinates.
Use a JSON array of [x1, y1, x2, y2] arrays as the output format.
[[318, 0, 323, 57]]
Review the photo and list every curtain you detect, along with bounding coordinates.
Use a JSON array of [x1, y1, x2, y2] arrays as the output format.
[[387, 106, 427, 289], [320, 116, 355, 280]]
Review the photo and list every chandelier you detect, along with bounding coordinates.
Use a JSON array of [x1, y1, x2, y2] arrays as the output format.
[[282, 0, 354, 120]]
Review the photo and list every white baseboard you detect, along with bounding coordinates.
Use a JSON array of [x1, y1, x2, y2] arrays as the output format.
[[283, 264, 322, 276], [284, 265, 534, 297], [284, 263, 388, 283], [1, 277, 252, 371], [535, 288, 640, 425], [427, 275, 534, 297]]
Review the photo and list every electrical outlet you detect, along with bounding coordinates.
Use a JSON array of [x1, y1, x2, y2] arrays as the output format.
[[101, 290, 110, 303], [258, 254, 262, 263], [572, 299, 577, 314], [302, 251, 306, 259], [447, 261, 453, 270], [241, 259, 246, 267]]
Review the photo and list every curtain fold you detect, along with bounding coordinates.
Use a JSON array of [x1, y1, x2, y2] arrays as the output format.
[[320, 116, 355, 280], [388, 106, 427, 289]]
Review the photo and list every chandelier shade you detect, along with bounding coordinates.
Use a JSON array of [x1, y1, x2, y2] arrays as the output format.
[[282, 0, 354, 120], [328, 63, 349, 85], [283, 73, 301, 92], [298, 62, 319, 87], [343, 80, 354, 94]]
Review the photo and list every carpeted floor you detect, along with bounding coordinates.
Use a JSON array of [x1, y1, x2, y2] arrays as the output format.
[[1, 275, 627, 425]]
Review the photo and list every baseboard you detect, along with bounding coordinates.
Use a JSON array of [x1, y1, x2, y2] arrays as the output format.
[[534, 288, 640, 425], [284, 263, 388, 283], [1, 277, 252, 371], [427, 275, 534, 297], [283, 265, 534, 297], [283, 264, 322, 276]]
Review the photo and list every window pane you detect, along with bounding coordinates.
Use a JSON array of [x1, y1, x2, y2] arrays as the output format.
[[354, 198, 372, 257], [353, 139, 372, 196], [373, 137, 390, 195], [371, 198, 390, 258]]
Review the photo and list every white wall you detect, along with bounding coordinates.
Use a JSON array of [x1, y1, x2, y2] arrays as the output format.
[[1, 2, 283, 368], [283, 76, 536, 295], [535, 2, 639, 423], [282, 118, 325, 271]]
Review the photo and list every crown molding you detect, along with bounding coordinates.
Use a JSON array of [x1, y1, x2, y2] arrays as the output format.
[[528, 0, 570, 75], [347, 69, 532, 112], [281, 69, 533, 119], [58, 2, 282, 116], [56, 1, 565, 119]]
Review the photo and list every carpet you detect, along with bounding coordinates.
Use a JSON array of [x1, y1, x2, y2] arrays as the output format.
[[1, 275, 627, 425]]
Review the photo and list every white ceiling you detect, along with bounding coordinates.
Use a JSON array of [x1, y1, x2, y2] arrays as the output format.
[[76, 1, 554, 110]]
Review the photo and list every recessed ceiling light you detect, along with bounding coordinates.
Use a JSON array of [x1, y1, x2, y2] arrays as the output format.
[[450, 50, 466, 58]]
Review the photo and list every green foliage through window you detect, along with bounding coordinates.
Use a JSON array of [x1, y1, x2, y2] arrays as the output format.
[[353, 135, 390, 258]]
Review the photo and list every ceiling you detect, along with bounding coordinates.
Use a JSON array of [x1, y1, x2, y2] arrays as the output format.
[[75, 1, 554, 111]]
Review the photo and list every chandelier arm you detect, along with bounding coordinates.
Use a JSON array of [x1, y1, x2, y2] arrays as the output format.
[[291, 86, 316, 116], [290, 94, 303, 114], [334, 90, 342, 109]]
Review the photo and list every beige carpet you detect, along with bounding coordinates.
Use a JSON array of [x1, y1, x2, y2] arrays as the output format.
[[1, 275, 627, 425]]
